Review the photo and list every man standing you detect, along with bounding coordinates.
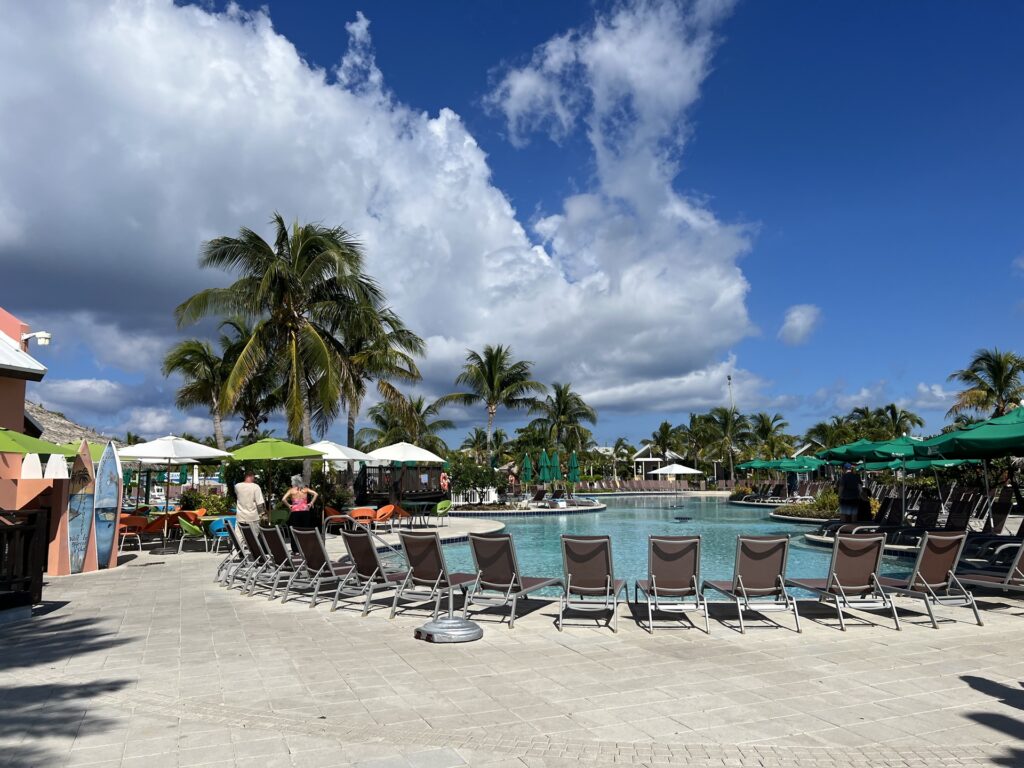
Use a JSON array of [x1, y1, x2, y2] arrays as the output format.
[[837, 463, 862, 524], [234, 470, 266, 525]]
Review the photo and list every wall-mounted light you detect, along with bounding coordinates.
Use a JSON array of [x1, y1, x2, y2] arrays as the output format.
[[21, 331, 52, 347]]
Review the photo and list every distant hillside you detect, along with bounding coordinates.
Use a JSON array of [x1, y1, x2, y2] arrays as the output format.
[[25, 401, 119, 446]]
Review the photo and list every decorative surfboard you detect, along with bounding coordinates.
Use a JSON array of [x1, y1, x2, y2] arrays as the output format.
[[67, 442, 97, 574], [20, 452, 43, 479], [44, 453, 70, 479], [93, 442, 122, 569]]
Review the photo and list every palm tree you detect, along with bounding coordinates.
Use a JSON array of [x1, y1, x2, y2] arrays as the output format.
[[462, 427, 509, 464], [704, 407, 752, 480], [750, 412, 792, 459], [805, 416, 853, 450], [439, 344, 547, 448], [161, 339, 229, 450], [335, 306, 424, 447], [527, 382, 597, 454], [948, 347, 1024, 418], [357, 394, 453, 455], [122, 431, 144, 445], [218, 317, 283, 443], [175, 213, 382, 450], [878, 403, 924, 438], [642, 421, 680, 459], [610, 436, 634, 479]]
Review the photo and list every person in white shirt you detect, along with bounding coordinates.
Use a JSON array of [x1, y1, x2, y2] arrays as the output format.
[[234, 471, 266, 525]]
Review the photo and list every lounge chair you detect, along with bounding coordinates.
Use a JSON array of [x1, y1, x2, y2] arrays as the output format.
[[461, 532, 562, 628], [281, 528, 353, 609], [217, 521, 248, 585], [529, 489, 546, 504], [957, 540, 1024, 594], [635, 535, 709, 633], [702, 535, 801, 634], [331, 528, 409, 615], [558, 535, 628, 633], [786, 534, 899, 631], [876, 531, 982, 628], [236, 522, 271, 592], [252, 524, 304, 600], [390, 531, 477, 620]]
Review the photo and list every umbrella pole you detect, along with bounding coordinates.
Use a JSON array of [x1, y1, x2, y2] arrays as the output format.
[[983, 458, 990, 496], [901, 458, 906, 517]]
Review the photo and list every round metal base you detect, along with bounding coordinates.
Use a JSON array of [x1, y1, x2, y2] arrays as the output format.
[[414, 616, 484, 643]]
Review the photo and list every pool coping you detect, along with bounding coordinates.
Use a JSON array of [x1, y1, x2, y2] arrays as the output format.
[[450, 503, 608, 517], [769, 512, 834, 525]]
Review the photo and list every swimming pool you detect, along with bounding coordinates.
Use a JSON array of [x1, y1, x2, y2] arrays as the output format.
[[441, 496, 908, 590]]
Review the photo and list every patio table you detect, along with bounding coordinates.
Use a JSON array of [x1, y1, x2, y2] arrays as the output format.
[[399, 500, 436, 528]]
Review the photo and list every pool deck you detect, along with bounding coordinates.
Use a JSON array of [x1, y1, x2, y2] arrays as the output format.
[[6, 543, 1024, 767]]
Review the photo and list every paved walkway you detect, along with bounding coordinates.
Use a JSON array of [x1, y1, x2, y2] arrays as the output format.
[[4, 546, 1024, 767]]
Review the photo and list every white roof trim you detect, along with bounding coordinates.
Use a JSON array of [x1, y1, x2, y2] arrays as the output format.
[[0, 331, 46, 381]]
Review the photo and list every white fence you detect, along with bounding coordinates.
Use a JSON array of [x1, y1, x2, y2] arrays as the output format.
[[451, 487, 499, 506]]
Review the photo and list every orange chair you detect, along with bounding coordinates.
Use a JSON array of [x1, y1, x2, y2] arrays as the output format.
[[349, 507, 376, 525], [192, 507, 208, 518], [118, 515, 147, 552], [372, 505, 396, 533]]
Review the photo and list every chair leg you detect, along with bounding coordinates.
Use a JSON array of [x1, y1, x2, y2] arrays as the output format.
[[389, 586, 402, 619], [968, 593, 984, 626], [835, 598, 846, 632], [612, 592, 619, 634], [647, 594, 654, 635], [703, 597, 711, 634], [889, 594, 901, 631], [735, 597, 745, 634], [509, 594, 518, 629], [311, 578, 321, 609], [792, 598, 802, 634], [922, 596, 939, 629], [557, 595, 564, 631], [362, 583, 375, 617]]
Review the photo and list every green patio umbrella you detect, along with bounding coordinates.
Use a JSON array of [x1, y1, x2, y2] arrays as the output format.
[[772, 456, 825, 473], [230, 438, 324, 461], [0, 429, 74, 455], [817, 439, 876, 462], [914, 406, 1024, 460], [861, 458, 978, 472], [537, 450, 551, 483], [60, 441, 104, 460], [178, 464, 191, 484], [521, 454, 534, 484], [550, 451, 563, 482], [567, 451, 580, 483]]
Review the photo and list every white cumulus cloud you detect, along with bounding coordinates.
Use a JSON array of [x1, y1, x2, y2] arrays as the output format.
[[778, 304, 822, 346], [2, 0, 755, 434]]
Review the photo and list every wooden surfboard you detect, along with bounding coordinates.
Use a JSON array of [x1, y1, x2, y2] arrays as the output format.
[[67, 442, 97, 574], [20, 453, 43, 479], [44, 453, 69, 479], [93, 442, 122, 569]]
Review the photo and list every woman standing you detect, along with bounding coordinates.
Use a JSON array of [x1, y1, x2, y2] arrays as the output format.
[[283, 474, 319, 530], [837, 463, 862, 524]]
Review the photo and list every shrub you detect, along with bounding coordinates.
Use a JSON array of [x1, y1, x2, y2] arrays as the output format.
[[773, 505, 835, 520], [730, 486, 753, 501]]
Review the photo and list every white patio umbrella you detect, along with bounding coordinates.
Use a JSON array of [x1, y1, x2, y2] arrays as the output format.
[[119, 436, 230, 513], [650, 463, 703, 475], [306, 440, 372, 462], [367, 441, 445, 464]]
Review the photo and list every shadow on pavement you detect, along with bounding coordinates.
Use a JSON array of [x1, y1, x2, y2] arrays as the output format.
[[960, 675, 1024, 767]]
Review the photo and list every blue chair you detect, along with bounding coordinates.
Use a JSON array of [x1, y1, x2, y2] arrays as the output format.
[[209, 517, 235, 554]]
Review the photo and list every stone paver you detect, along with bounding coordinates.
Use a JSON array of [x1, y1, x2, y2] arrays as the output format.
[[2, 546, 1024, 767]]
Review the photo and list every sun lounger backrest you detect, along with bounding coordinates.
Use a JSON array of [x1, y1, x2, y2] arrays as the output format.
[[239, 523, 266, 559], [469, 532, 520, 590], [733, 536, 789, 595], [986, 501, 1012, 534], [292, 528, 329, 572], [943, 502, 972, 530], [341, 528, 385, 579], [400, 531, 449, 586], [649, 535, 700, 592], [831, 534, 885, 590], [562, 535, 614, 595], [911, 531, 967, 590], [531, 489, 546, 502], [226, 521, 246, 555], [259, 524, 292, 566]]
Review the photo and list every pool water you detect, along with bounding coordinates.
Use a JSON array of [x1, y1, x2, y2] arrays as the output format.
[[441, 497, 908, 592]]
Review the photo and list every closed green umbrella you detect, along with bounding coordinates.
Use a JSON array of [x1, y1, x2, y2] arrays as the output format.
[[178, 464, 191, 484], [230, 438, 324, 461], [550, 451, 563, 482], [567, 451, 580, 483], [537, 450, 551, 483], [521, 454, 534, 484]]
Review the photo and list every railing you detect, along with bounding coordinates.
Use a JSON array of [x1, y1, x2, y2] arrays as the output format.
[[0, 507, 47, 607]]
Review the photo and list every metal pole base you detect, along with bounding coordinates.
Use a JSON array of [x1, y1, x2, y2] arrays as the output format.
[[414, 616, 483, 643]]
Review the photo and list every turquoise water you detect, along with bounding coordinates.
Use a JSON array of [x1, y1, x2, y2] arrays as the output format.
[[441, 497, 907, 591]]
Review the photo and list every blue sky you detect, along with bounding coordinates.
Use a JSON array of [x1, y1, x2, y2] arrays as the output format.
[[4, 1, 1023, 446]]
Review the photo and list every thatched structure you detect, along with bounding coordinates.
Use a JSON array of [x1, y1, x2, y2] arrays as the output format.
[[23, 401, 118, 446]]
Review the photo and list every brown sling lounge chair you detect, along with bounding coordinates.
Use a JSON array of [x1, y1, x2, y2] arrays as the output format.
[[331, 528, 409, 615], [786, 533, 899, 631], [876, 531, 982, 628], [957, 541, 1024, 594], [635, 535, 709, 633], [252, 524, 303, 600], [462, 532, 563, 628], [391, 531, 477, 620], [702, 535, 801, 634], [282, 528, 353, 609], [559, 535, 628, 633]]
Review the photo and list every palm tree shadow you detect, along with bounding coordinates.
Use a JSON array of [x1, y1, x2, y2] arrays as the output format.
[[960, 675, 1024, 766], [1, 610, 133, 765]]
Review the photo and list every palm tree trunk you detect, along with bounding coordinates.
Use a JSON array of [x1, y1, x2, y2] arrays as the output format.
[[347, 406, 357, 447], [211, 402, 226, 452], [486, 405, 496, 450], [302, 405, 313, 485]]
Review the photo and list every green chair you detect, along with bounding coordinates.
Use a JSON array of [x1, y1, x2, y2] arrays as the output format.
[[433, 500, 452, 527], [178, 518, 209, 553]]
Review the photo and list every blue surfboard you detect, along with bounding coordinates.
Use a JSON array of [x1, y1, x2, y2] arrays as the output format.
[[93, 442, 122, 568], [67, 445, 95, 574]]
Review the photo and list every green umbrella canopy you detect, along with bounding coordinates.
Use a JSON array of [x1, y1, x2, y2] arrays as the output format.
[[914, 407, 1024, 460], [737, 459, 769, 470], [772, 456, 825, 472], [230, 438, 324, 461], [537, 450, 551, 482], [861, 458, 980, 472], [567, 451, 580, 483], [0, 429, 75, 456], [817, 439, 877, 462], [521, 454, 534, 484], [549, 451, 563, 481]]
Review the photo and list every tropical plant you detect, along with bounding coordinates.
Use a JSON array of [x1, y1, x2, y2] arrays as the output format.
[[175, 213, 383, 450], [161, 339, 229, 450], [750, 412, 792, 459], [527, 382, 597, 454], [122, 431, 144, 445], [642, 421, 681, 459], [878, 403, 924, 438], [805, 416, 853, 450], [356, 394, 452, 455], [947, 347, 1024, 418], [462, 427, 509, 464], [703, 406, 752, 480], [438, 344, 546, 448], [218, 317, 283, 443]]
